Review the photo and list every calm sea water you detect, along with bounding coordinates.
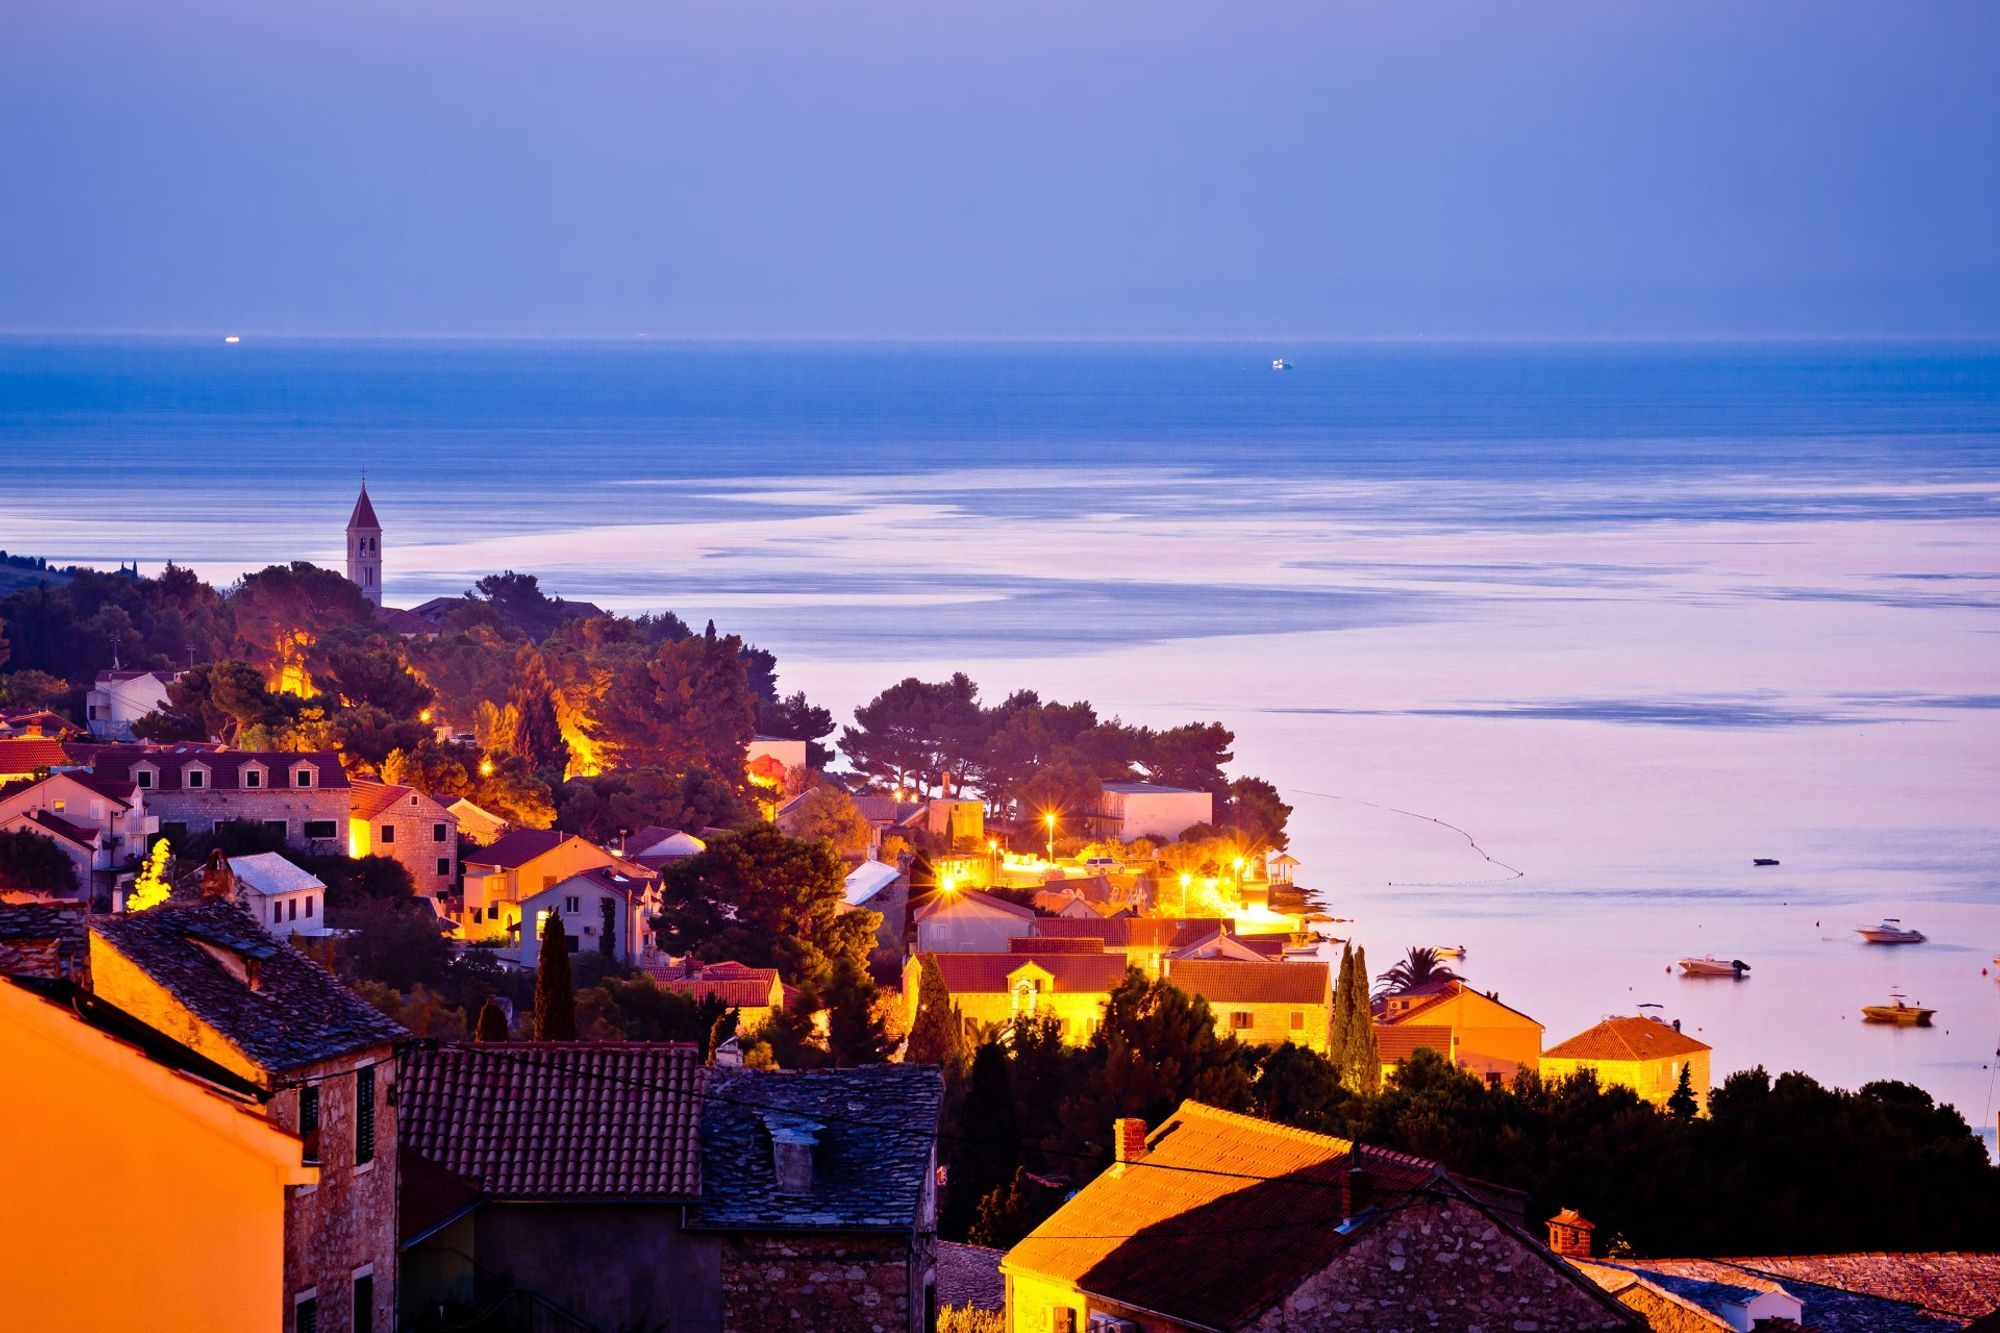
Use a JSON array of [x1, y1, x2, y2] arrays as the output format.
[[3, 336, 1997, 1148]]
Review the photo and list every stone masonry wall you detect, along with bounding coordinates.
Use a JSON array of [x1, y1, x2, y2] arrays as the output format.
[[1241, 1197, 1635, 1333], [148, 789, 353, 855], [361, 792, 457, 897], [277, 1048, 399, 1333], [721, 1232, 919, 1333]]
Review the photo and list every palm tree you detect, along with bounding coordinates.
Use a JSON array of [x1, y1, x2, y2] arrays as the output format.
[[1375, 945, 1459, 997]]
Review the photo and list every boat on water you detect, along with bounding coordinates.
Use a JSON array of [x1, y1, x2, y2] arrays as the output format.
[[1679, 955, 1750, 978], [1435, 944, 1466, 960], [1752, 857, 1779, 867], [1860, 992, 1935, 1026], [1856, 919, 1926, 945], [1271, 358, 1291, 371]]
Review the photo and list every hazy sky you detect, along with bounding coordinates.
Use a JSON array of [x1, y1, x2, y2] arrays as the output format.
[[4, 1, 1997, 338]]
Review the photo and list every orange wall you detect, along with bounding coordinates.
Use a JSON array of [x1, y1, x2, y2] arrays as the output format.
[[1, 982, 311, 1331]]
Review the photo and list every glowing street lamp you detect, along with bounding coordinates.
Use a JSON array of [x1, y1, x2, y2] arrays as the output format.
[[478, 757, 494, 777], [1043, 811, 1057, 864], [939, 873, 957, 895], [1179, 871, 1192, 915]]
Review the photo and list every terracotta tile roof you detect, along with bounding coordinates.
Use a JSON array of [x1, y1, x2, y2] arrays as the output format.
[[347, 778, 443, 821], [915, 887, 1035, 922], [936, 1241, 1006, 1312], [16, 808, 99, 848], [1545, 1015, 1710, 1062], [1010, 935, 1107, 954], [1599, 1255, 2000, 1331], [1165, 958, 1330, 1006], [926, 950, 1132, 996], [0, 738, 75, 774], [1377, 979, 1544, 1030], [1003, 1101, 1444, 1330], [1375, 1023, 1453, 1063], [400, 1042, 703, 1200], [1033, 917, 1219, 950], [86, 746, 349, 793], [90, 900, 405, 1075], [690, 1065, 944, 1231], [464, 828, 569, 869], [648, 960, 784, 1009]]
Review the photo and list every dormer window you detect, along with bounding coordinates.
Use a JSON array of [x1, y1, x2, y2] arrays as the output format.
[[134, 767, 155, 790], [242, 766, 264, 790], [292, 765, 315, 789], [184, 765, 208, 791]]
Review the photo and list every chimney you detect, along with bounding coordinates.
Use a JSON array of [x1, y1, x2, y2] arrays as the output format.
[[767, 1117, 822, 1194], [1341, 1166, 1375, 1219], [1113, 1117, 1148, 1165], [1545, 1208, 1595, 1258]]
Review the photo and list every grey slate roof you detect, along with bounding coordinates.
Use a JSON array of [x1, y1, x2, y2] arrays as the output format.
[[692, 1064, 943, 1232], [1605, 1256, 2000, 1332], [90, 900, 405, 1076], [0, 903, 90, 979], [936, 1242, 1006, 1312]]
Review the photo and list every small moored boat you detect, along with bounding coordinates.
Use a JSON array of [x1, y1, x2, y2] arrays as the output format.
[[1752, 857, 1779, 867], [1679, 955, 1750, 978], [1860, 992, 1934, 1026], [1271, 358, 1291, 371], [1435, 945, 1466, 960], [1856, 919, 1925, 945]]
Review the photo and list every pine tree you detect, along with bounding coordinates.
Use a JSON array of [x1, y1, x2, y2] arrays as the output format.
[[904, 955, 967, 1071], [474, 997, 510, 1042], [510, 652, 570, 779], [1343, 944, 1381, 1093], [1667, 1061, 1699, 1119], [534, 912, 577, 1041]]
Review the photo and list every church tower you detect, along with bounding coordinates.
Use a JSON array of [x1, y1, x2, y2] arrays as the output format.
[[346, 482, 383, 605]]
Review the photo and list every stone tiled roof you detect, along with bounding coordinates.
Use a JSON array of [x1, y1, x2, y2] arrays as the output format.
[[926, 950, 1132, 996], [400, 1042, 704, 1200], [90, 901, 404, 1075], [1165, 958, 1330, 1006], [87, 747, 349, 793], [1599, 1255, 2000, 1331], [227, 852, 325, 898], [1002, 1100, 1447, 1330], [936, 1241, 1006, 1312], [0, 903, 89, 979], [691, 1064, 943, 1232], [1546, 1015, 1710, 1061]]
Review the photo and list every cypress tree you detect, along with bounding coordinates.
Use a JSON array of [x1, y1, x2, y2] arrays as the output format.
[[474, 997, 510, 1042], [1667, 1061, 1698, 1119], [534, 912, 578, 1041], [1329, 941, 1356, 1079], [1343, 944, 1380, 1093], [905, 956, 967, 1071], [941, 1040, 1021, 1240]]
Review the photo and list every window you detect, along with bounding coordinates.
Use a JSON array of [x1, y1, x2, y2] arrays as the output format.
[[303, 820, 337, 840], [294, 1295, 318, 1333], [299, 1086, 320, 1164], [1291, 1010, 1306, 1031], [185, 768, 206, 790], [272, 902, 283, 923], [135, 769, 154, 790], [564, 895, 581, 913], [51, 798, 65, 813], [288, 898, 298, 922], [159, 820, 186, 842], [352, 1273, 373, 1333], [293, 767, 314, 789], [263, 819, 288, 840], [432, 822, 447, 842], [1229, 1011, 1254, 1031], [379, 823, 395, 845], [243, 768, 263, 789], [436, 858, 451, 876], [355, 1066, 375, 1165], [305, 895, 314, 919]]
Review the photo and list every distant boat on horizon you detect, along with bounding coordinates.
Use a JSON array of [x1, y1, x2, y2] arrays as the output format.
[[1752, 857, 1779, 866], [1271, 358, 1291, 371], [1857, 919, 1926, 945], [224, 335, 240, 344]]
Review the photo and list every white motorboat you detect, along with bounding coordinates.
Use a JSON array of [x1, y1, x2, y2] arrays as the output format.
[[1679, 955, 1750, 978], [1271, 358, 1291, 371], [1856, 920, 1925, 945]]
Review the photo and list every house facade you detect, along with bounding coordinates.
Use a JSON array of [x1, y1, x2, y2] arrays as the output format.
[[0, 771, 154, 900], [86, 747, 351, 856], [913, 886, 1036, 954], [84, 668, 180, 740], [1542, 1014, 1712, 1112], [458, 829, 637, 943], [2, 976, 316, 1331], [1095, 781, 1213, 840], [650, 959, 791, 1035], [513, 865, 658, 971], [1375, 980, 1546, 1085], [1002, 1102, 1640, 1333], [910, 948, 1129, 1045], [89, 901, 407, 1332], [1163, 957, 1332, 1052], [346, 779, 458, 899], [227, 852, 333, 938]]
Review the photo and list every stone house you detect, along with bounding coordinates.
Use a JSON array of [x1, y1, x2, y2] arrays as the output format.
[[84, 668, 180, 740], [398, 1047, 942, 1333], [1374, 979, 1547, 1085], [1162, 957, 1332, 1053], [1093, 781, 1213, 840], [649, 958, 794, 1035], [90, 900, 407, 1332], [1002, 1101, 1641, 1333], [2, 973, 316, 1331], [85, 746, 351, 856], [1542, 1013, 1711, 1112], [0, 770, 155, 900], [444, 797, 508, 847], [1032, 916, 1227, 978], [913, 886, 1036, 954], [346, 779, 458, 900]]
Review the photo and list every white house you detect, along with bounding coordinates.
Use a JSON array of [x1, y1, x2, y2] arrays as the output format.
[[844, 859, 902, 909], [513, 865, 657, 971], [226, 852, 332, 937], [1096, 781, 1213, 840], [83, 670, 180, 741], [0, 770, 154, 896], [912, 887, 1035, 954]]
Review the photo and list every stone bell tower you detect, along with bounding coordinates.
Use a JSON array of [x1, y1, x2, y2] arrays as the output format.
[[346, 481, 383, 605]]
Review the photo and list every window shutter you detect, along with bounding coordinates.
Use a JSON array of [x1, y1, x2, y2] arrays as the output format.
[[300, 1086, 320, 1164], [355, 1067, 376, 1165]]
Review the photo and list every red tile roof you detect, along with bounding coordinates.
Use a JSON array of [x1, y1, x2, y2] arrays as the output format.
[[1165, 958, 1330, 1006], [1003, 1101, 1446, 1330], [1010, 935, 1106, 954], [1376, 979, 1543, 1030], [1545, 1015, 1710, 1062], [926, 950, 1132, 996], [399, 1042, 703, 1200], [647, 961, 784, 1009], [347, 778, 444, 821], [1032, 917, 1220, 950], [1375, 1023, 1453, 1064], [348, 484, 380, 529], [16, 809, 99, 848], [0, 738, 74, 774]]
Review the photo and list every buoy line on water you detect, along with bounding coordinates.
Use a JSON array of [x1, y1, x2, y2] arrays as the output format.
[[1290, 787, 1526, 886]]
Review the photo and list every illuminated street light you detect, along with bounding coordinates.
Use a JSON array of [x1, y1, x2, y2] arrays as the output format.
[[478, 757, 494, 777], [1043, 811, 1057, 864], [940, 873, 956, 895]]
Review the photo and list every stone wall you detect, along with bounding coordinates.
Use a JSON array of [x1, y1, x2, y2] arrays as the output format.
[[278, 1047, 399, 1333], [720, 1232, 925, 1333], [1239, 1196, 1636, 1333], [148, 788, 352, 855], [356, 791, 457, 897]]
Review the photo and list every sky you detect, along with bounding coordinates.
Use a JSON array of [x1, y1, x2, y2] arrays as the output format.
[[3, 1, 1998, 339]]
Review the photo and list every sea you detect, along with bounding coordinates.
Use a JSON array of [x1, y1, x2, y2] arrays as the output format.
[[2, 336, 1996, 1152]]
